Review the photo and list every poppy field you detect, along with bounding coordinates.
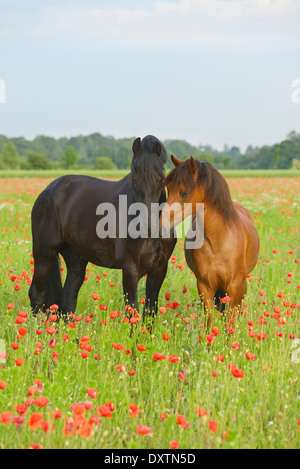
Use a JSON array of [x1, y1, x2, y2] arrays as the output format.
[[0, 175, 299, 450]]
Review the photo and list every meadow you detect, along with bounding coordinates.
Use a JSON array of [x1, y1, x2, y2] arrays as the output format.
[[0, 173, 299, 449]]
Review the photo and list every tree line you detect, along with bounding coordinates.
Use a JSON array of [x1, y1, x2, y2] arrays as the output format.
[[0, 130, 299, 171]]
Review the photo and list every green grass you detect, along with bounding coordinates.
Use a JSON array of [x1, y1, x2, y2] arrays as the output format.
[[0, 168, 299, 179], [0, 177, 299, 449]]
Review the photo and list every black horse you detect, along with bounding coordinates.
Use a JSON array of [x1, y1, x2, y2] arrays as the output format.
[[29, 135, 176, 321]]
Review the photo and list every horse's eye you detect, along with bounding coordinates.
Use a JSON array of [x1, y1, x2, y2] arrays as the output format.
[[180, 191, 187, 198]]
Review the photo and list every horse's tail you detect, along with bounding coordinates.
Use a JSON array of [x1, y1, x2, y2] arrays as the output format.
[[45, 255, 63, 310], [214, 289, 226, 313]]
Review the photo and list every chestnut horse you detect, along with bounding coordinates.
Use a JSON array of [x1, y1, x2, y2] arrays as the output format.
[[161, 155, 260, 328], [29, 135, 176, 320]]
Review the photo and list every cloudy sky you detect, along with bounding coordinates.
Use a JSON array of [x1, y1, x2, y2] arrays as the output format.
[[0, 0, 300, 150]]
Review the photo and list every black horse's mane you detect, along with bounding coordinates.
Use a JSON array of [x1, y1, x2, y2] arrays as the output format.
[[131, 135, 166, 184]]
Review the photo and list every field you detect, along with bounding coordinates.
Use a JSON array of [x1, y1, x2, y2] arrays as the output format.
[[0, 174, 299, 450]]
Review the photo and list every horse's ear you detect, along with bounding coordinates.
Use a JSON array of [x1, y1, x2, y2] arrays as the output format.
[[171, 154, 183, 167], [189, 156, 197, 175], [132, 137, 141, 155], [153, 141, 161, 157]]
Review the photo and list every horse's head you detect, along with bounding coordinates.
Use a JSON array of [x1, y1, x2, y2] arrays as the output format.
[[131, 136, 166, 209], [160, 156, 200, 232]]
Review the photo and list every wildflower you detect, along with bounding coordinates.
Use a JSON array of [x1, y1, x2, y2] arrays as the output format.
[[115, 364, 126, 372], [168, 355, 179, 362], [0, 412, 13, 425], [195, 407, 207, 417], [215, 355, 224, 362], [231, 367, 244, 378], [28, 413, 44, 431], [18, 327, 27, 336], [231, 342, 240, 351], [137, 344, 147, 352], [206, 333, 215, 344], [28, 386, 37, 396], [129, 404, 142, 418], [14, 404, 27, 416], [169, 441, 180, 449], [176, 415, 190, 428], [86, 388, 98, 399], [137, 424, 151, 435], [35, 396, 49, 407], [152, 352, 166, 362], [221, 296, 231, 303], [245, 353, 256, 361], [209, 420, 218, 433], [97, 405, 113, 418], [15, 358, 24, 366]]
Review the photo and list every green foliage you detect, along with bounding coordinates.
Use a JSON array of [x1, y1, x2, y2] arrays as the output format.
[[94, 157, 117, 170], [0, 142, 20, 169], [0, 177, 299, 449], [62, 146, 79, 169], [0, 130, 299, 171], [27, 152, 53, 170], [193, 152, 215, 166]]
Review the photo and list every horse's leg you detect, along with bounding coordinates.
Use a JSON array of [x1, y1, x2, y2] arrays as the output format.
[[144, 263, 168, 321], [60, 244, 88, 317], [196, 280, 215, 330], [227, 277, 248, 320], [29, 248, 61, 315], [122, 266, 139, 315]]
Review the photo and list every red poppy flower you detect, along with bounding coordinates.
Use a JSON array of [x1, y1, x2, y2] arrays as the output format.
[[97, 405, 113, 418], [245, 353, 256, 361], [209, 420, 218, 433], [176, 415, 190, 428], [137, 344, 147, 351], [86, 388, 98, 399], [195, 407, 207, 417], [169, 441, 180, 449], [0, 381, 7, 389], [15, 358, 24, 366], [35, 396, 49, 407], [137, 424, 151, 435], [28, 412, 44, 431], [152, 352, 166, 362]]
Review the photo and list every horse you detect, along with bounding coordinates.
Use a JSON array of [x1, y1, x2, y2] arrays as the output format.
[[160, 155, 260, 329], [29, 135, 176, 322]]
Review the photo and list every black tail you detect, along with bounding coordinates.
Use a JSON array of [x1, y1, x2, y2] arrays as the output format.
[[45, 256, 63, 310], [214, 289, 226, 313]]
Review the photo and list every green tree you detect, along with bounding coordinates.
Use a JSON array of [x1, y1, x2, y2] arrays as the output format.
[[94, 157, 117, 170], [272, 146, 280, 169], [61, 146, 79, 169], [27, 152, 53, 170], [194, 152, 215, 166], [0, 142, 20, 169]]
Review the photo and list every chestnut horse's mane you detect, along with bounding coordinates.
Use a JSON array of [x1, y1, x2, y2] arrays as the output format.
[[166, 159, 237, 222]]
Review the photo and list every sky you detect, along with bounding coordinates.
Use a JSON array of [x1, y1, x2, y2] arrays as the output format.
[[0, 0, 300, 151]]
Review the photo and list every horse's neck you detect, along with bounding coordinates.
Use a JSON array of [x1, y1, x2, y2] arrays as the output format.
[[202, 203, 228, 240]]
